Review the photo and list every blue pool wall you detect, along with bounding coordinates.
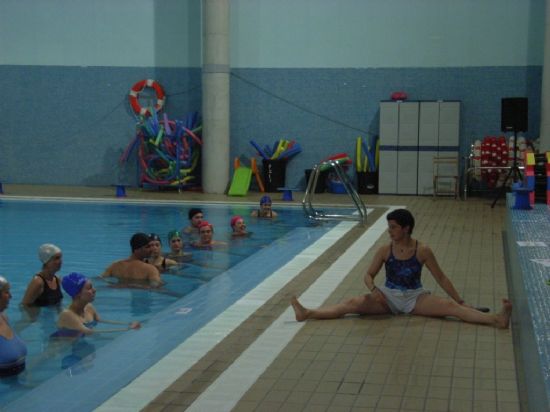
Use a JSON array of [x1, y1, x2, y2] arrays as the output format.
[[0, 0, 544, 189]]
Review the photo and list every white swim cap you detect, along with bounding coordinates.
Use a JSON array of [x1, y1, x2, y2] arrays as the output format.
[[38, 244, 62, 264]]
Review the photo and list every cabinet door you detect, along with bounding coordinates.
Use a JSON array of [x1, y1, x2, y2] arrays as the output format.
[[379, 102, 399, 194], [397, 102, 419, 194], [439, 102, 460, 147], [418, 102, 440, 195]]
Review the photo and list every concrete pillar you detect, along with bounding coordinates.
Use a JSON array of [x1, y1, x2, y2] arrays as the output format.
[[540, 0, 550, 151], [201, 0, 230, 193]]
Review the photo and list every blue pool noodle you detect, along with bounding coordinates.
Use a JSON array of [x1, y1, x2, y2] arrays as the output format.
[[249, 140, 269, 160], [280, 144, 302, 160], [361, 139, 376, 172]]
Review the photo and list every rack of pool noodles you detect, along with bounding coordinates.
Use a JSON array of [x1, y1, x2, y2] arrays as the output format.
[[355, 135, 379, 173], [120, 110, 202, 187], [249, 139, 302, 161]]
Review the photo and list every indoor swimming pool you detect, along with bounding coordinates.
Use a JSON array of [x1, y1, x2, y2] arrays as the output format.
[[0, 198, 351, 410]]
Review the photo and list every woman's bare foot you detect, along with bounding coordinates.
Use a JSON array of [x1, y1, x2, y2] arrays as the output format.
[[495, 298, 512, 329], [290, 296, 310, 322]]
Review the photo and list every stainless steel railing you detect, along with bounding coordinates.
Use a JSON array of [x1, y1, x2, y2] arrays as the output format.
[[302, 160, 367, 224]]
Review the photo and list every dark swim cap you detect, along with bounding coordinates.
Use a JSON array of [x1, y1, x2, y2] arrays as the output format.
[[188, 208, 203, 220], [130, 233, 151, 251], [148, 233, 161, 242]]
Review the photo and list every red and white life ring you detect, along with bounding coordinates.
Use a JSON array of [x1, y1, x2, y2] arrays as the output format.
[[129, 79, 166, 116]]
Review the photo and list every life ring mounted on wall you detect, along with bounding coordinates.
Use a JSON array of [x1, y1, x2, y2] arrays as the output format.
[[129, 79, 166, 117]]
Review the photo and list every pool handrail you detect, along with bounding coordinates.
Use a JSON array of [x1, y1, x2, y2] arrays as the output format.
[[302, 160, 367, 224]]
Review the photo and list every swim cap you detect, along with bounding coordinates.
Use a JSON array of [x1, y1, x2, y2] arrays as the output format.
[[62, 272, 88, 298], [230, 216, 243, 227], [188, 208, 203, 220], [260, 195, 272, 205], [38, 244, 62, 264], [148, 233, 161, 242], [198, 221, 213, 230], [0, 276, 8, 291], [130, 233, 150, 251], [167, 230, 182, 242]]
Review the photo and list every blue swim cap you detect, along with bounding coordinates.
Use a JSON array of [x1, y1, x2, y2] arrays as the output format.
[[260, 195, 272, 205], [62, 273, 88, 298]]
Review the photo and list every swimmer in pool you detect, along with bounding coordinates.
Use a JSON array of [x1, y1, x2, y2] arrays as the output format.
[[101, 233, 163, 287], [250, 195, 278, 218], [230, 215, 249, 237], [291, 209, 512, 329], [144, 233, 177, 272], [191, 221, 227, 249], [56, 272, 140, 336], [165, 230, 192, 262], [182, 208, 204, 237], [21, 244, 64, 307], [0, 276, 28, 377]]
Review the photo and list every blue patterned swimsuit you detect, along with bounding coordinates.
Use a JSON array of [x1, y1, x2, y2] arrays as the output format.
[[384, 241, 423, 291]]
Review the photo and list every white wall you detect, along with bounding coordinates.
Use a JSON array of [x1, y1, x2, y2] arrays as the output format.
[[0, 0, 201, 67], [230, 0, 544, 68], [0, 0, 543, 69]]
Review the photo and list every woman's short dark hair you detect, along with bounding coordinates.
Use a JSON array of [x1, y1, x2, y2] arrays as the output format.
[[386, 209, 415, 234], [188, 208, 203, 220]]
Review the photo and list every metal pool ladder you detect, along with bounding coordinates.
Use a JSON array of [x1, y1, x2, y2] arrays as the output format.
[[302, 159, 368, 224]]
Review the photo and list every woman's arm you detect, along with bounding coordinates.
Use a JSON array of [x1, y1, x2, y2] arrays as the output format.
[[96, 318, 141, 329], [20, 277, 43, 306], [363, 246, 387, 291], [422, 245, 464, 303]]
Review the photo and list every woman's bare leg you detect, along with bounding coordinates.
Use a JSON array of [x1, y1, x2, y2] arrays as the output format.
[[412, 295, 512, 329], [290, 295, 390, 322]]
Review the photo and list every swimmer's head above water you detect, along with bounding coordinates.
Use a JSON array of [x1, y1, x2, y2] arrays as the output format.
[[130, 233, 151, 252], [38, 243, 62, 264], [188, 208, 204, 228], [230, 215, 246, 233], [148, 233, 161, 243], [62, 272, 88, 298], [0, 275, 8, 292]]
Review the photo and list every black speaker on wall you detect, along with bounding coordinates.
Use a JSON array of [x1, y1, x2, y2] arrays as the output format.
[[501, 97, 528, 132]]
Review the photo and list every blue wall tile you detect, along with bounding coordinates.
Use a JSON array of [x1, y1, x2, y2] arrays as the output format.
[[0, 65, 541, 189]]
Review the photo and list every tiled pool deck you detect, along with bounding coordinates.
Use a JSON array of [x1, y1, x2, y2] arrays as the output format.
[[1, 184, 539, 411]]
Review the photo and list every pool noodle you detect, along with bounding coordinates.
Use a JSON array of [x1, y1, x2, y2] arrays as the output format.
[[361, 140, 376, 172], [271, 141, 279, 157], [355, 137, 362, 172], [280, 144, 302, 159], [183, 127, 202, 145], [271, 140, 288, 159], [249, 140, 269, 160], [154, 127, 164, 146], [163, 113, 173, 135], [120, 134, 141, 163]]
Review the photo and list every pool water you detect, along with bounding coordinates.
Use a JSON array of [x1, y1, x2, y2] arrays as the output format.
[[0, 199, 342, 408]]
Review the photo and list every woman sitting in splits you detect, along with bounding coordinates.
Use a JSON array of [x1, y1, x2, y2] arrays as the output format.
[[291, 208, 512, 329]]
